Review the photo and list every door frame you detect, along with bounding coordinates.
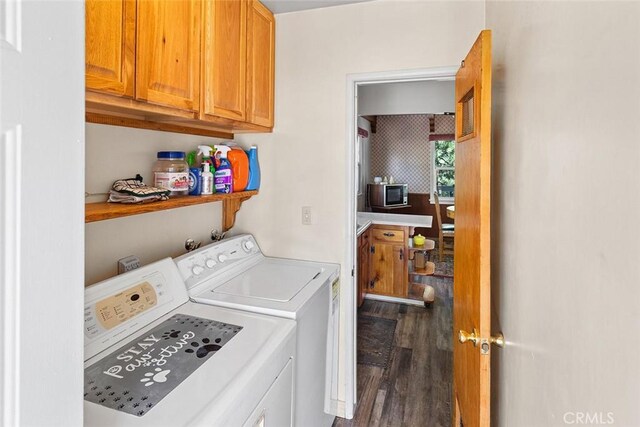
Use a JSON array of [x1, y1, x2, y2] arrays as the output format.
[[344, 65, 458, 418]]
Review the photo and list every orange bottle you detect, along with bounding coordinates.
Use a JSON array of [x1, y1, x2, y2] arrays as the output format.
[[227, 147, 249, 191]]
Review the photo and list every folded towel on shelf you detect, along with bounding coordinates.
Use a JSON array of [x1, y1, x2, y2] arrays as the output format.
[[108, 174, 170, 204]]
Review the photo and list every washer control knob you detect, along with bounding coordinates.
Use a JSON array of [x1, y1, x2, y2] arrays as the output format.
[[217, 254, 228, 263], [242, 240, 255, 252], [191, 265, 205, 276], [205, 258, 216, 269]]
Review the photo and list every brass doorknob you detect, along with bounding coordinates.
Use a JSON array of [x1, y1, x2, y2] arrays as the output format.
[[490, 332, 505, 348], [458, 328, 479, 346]]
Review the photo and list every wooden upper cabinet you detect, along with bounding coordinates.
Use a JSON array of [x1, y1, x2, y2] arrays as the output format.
[[85, 0, 135, 97], [85, 0, 276, 135], [201, 0, 247, 122], [136, 0, 201, 113], [246, 0, 275, 128]]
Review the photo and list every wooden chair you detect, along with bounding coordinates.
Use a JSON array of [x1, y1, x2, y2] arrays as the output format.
[[433, 192, 455, 261]]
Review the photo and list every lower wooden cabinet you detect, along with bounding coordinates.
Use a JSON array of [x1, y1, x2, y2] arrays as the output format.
[[357, 229, 370, 307], [367, 225, 408, 298]]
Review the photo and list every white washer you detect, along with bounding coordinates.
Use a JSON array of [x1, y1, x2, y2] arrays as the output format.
[[84, 258, 296, 426], [175, 234, 340, 427]]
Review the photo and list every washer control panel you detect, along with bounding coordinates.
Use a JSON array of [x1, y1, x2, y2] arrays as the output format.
[[84, 272, 171, 340], [93, 281, 157, 331], [174, 234, 261, 289], [84, 258, 189, 360]]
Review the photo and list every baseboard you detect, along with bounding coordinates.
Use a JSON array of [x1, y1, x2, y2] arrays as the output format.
[[364, 293, 425, 307], [330, 399, 347, 418]]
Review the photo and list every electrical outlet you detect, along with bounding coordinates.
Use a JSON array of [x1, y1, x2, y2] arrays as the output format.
[[118, 255, 141, 274], [302, 206, 312, 225]]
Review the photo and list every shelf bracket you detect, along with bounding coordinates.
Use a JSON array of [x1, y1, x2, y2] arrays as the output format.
[[222, 195, 252, 232]]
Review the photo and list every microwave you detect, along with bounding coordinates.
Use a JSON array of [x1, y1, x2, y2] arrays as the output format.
[[368, 183, 408, 207]]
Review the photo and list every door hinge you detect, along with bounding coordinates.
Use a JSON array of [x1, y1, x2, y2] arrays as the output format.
[[370, 245, 375, 254], [351, 268, 354, 277]]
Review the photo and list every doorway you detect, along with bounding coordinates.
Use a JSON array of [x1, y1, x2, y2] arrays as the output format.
[[342, 67, 458, 423]]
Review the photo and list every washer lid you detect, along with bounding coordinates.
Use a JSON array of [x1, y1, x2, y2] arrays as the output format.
[[213, 260, 322, 302]]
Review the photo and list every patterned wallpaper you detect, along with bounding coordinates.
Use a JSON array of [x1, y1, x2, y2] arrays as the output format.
[[369, 114, 455, 194]]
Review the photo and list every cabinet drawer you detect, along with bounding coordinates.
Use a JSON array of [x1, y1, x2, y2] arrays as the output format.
[[371, 228, 405, 243]]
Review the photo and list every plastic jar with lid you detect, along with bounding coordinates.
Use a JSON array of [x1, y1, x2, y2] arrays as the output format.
[[153, 151, 189, 197]]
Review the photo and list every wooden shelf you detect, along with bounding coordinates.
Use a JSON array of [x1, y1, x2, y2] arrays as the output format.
[[410, 261, 436, 276], [407, 239, 435, 251], [85, 191, 258, 230]]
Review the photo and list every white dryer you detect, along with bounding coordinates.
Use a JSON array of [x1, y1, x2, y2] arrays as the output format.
[[175, 234, 340, 427], [84, 258, 296, 426]]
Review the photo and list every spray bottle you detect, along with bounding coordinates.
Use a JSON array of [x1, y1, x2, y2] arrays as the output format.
[[214, 145, 233, 194], [198, 145, 215, 166], [200, 161, 214, 195]]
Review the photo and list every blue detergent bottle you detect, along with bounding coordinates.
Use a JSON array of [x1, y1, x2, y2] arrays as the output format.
[[245, 146, 261, 190]]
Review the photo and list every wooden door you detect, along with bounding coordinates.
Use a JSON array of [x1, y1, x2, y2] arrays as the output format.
[[85, 0, 135, 97], [452, 30, 493, 427], [246, 0, 275, 128], [201, 0, 247, 121], [136, 0, 201, 112], [391, 244, 407, 297], [369, 242, 395, 296], [369, 242, 406, 297]]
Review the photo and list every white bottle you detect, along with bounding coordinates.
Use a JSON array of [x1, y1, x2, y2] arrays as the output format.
[[201, 162, 214, 195]]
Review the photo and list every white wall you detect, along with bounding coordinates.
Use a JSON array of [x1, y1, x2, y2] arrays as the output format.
[[233, 0, 485, 406], [358, 80, 454, 116], [487, 2, 640, 425], [85, 124, 228, 285]]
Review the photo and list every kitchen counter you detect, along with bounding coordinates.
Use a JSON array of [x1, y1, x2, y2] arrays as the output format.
[[356, 219, 373, 237], [356, 212, 432, 236]]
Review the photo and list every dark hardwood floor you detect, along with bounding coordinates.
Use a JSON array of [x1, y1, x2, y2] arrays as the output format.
[[334, 276, 453, 427]]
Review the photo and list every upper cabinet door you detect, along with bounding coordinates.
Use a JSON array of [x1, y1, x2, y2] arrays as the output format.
[[85, 0, 135, 97], [246, 0, 275, 128], [201, 0, 247, 121], [136, 0, 201, 112]]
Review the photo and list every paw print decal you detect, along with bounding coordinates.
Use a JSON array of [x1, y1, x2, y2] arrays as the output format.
[[161, 329, 181, 340], [185, 338, 221, 359], [140, 368, 171, 387]]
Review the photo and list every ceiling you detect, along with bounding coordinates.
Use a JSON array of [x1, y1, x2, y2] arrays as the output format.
[[261, 0, 375, 14]]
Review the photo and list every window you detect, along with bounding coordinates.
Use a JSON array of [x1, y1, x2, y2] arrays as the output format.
[[432, 140, 455, 201]]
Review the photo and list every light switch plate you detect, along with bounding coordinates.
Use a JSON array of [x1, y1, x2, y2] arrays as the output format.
[[302, 206, 312, 225]]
